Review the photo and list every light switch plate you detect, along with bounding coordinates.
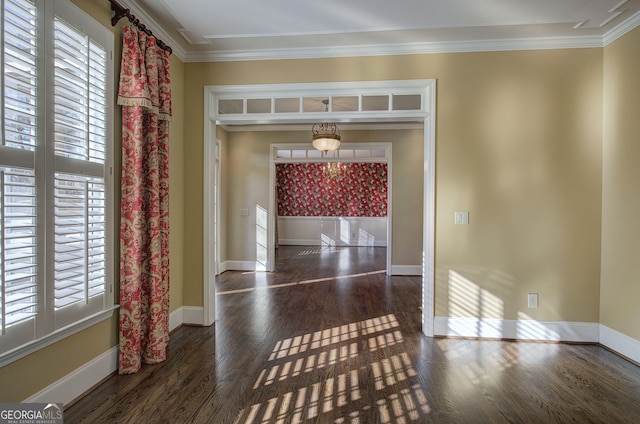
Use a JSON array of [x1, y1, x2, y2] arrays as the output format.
[[528, 293, 538, 308], [455, 211, 469, 225]]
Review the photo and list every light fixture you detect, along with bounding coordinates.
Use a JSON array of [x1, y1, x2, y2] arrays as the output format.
[[312, 99, 341, 153], [324, 162, 343, 179]]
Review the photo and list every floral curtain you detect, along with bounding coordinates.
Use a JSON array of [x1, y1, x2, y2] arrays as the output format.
[[117, 25, 172, 374]]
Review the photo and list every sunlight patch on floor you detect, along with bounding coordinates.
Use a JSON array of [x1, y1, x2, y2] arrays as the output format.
[[217, 270, 386, 296], [234, 314, 431, 424]]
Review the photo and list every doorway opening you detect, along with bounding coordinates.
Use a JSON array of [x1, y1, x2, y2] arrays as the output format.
[[203, 80, 436, 336], [271, 143, 392, 274]]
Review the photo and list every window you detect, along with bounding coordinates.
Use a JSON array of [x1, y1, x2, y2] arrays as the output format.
[[211, 81, 429, 120], [0, 0, 114, 363]]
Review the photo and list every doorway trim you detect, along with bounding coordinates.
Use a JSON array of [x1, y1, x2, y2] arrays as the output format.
[[203, 79, 436, 336]]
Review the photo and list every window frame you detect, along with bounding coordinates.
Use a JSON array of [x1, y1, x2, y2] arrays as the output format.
[[0, 0, 115, 367]]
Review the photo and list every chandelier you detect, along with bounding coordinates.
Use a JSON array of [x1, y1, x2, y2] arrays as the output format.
[[312, 99, 341, 153], [324, 162, 343, 179]]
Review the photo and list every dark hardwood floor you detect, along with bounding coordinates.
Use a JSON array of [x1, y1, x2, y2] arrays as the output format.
[[65, 246, 640, 423]]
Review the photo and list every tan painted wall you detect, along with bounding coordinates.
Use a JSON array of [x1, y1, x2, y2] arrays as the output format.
[[169, 55, 185, 312], [217, 127, 229, 272], [222, 129, 422, 269], [225, 131, 271, 262], [601, 28, 640, 340], [182, 81, 203, 305], [0, 0, 186, 402], [185, 48, 603, 323], [434, 50, 603, 322]]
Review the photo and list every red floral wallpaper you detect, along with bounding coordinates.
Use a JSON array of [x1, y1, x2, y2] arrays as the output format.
[[276, 163, 387, 217]]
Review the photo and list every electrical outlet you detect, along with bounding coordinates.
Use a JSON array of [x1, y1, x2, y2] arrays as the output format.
[[527, 293, 538, 308]]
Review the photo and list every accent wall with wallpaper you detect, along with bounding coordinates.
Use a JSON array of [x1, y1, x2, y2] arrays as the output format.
[[276, 162, 388, 246]]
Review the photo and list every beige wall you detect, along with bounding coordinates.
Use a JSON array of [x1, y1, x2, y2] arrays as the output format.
[[0, 0, 186, 402], [601, 29, 640, 340], [169, 56, 186, 312], [434, 50, 603, 322], [217, 127, 229, 271], [185, 48, 603, 324], [225, 131, 271, 262], [182, 76, 204, 306]]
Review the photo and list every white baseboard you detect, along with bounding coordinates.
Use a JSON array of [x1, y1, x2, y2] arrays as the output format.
[[182, 306, 204, 326], [600, 325, 640, 364], [434, 316, 599, 342], [390, 265, 421, 276], [169, 307, 183, 332], [170, 306, 205, 328], [218, 261, 230, 274], [24, 346, 118, 405], [222, 260, 266, 272]]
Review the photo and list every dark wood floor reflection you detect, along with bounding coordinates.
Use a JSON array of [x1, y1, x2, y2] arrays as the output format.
[[66, 246, 640, 423]]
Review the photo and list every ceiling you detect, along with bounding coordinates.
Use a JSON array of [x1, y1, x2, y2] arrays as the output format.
[[121, 0, 640, 62]]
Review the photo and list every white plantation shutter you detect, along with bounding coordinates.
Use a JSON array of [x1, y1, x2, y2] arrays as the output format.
[[53, 17, 108, 162], [53, 175, 106, 311], [3, 0, 37, 152], [1, 0, 40, 349], [52, 16, 108, 326], [0, 0, 113, 361], [0, 168, 37, 327]]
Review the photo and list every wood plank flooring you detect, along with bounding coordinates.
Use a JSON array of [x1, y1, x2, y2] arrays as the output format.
[[65, 246, 640, 423]]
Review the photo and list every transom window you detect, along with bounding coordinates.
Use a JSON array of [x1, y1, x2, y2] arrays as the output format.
[[208, 80, 431, 124], [275, 145, 389, 161], [219, 94, 422, 115]]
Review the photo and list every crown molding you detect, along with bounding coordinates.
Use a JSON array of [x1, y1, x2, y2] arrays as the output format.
[[184, 35, 603, 63], [117, 0, 187, 62], [603, 10, 640, 46]]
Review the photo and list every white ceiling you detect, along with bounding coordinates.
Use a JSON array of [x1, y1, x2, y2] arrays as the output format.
[[123, 0, 640, 62]]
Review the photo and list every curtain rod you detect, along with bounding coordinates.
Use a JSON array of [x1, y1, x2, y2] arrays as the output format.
[[109, 0, 172, 54]]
